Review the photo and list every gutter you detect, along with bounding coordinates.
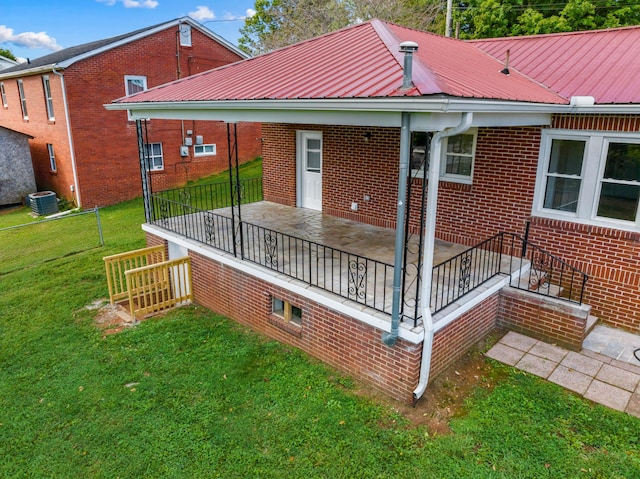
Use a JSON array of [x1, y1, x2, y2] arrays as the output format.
[[412, 111, 473, 405], [52, 67, 82, 208]]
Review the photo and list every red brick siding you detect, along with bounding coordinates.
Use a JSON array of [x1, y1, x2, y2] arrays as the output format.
[[430, 294, 499, 379], [498, 288, 588, 351], [262, 118, 640, 332], [0, 26, 261, 207]]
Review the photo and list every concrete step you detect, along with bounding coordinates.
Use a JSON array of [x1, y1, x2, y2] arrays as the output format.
[[585, 315, 599, 336]]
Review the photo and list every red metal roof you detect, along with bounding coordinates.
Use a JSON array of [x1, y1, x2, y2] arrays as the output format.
[[470, 26, 640, 104], [115, 20, 565, 105]]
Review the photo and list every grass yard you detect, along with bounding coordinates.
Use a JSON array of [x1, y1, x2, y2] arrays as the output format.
[[1, 160, 639, 478]]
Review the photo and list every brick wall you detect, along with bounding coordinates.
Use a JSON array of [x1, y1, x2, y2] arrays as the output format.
[[498, 287, 590, 351], [262, 118, 640, 332], [0, 25, 262, 208]]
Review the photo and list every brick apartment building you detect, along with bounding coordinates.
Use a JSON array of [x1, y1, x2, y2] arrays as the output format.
[[0, 17, 261, 207]]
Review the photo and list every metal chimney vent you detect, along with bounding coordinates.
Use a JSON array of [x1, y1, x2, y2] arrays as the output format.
[[399, 41, 419, 89]]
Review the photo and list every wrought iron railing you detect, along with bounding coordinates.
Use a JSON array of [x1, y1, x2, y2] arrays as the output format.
[[505, 233, 588, 305], [242, 223, 395, 316], [431, 233, 506, 313], [148, 185, 588, 325], [153, 177, 263, 214], [431, 232, 588, 314]]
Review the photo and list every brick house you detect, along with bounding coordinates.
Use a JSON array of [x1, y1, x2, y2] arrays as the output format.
[[106, 21, 640, 403], [0, 17, 261, 207]]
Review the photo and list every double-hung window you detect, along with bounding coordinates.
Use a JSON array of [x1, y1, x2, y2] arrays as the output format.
[[144, 142, 164, 171], [535, 130, 640, 230], [17, 79, 28, 119], [124, 75, 147, 120], [0, 82, 7, 108], [410, 129, 477, 183], [42, 75, 54, 120]]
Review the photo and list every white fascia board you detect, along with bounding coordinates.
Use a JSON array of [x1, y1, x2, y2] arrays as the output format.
[[0, 64, 58, 80]]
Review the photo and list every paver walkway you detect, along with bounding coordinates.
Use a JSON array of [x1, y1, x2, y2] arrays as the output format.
[[486, 327, 640, 418]]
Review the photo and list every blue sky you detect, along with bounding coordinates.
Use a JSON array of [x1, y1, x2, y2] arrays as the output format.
[[1, 0, 257, 61]]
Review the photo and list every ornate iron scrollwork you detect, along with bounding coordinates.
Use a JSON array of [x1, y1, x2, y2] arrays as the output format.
[[158, 200, 170, 226], [179, 189, 191, 215], [232, 182, 246, 202], [264, 233, 278, 267], [348, 259, 367, 300], [458, 252, 472, 292], [530, 253, 550, 291], [204, 213, 216, 244]]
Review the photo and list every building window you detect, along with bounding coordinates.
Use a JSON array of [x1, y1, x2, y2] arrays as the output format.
[[124, 75, 147, 120], [17, 79, 28, 119], [144, 142, 164, 171], [42, 75, 55, 120], [410, 130, 477, 183], [194, 144, 216, 156], [47, 144, 57, 172], [272, 297, 302, 326], [535, 130, 640, 230], [179, 24, 192, 47], [0, 82, 7, 108]]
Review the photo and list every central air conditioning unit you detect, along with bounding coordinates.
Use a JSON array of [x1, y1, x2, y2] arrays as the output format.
[[28, 191, 58, 215], [180, 146, 189, 157]]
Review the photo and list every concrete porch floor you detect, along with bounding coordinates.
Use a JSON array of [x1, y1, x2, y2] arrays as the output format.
[[486, 326, 640, 417]]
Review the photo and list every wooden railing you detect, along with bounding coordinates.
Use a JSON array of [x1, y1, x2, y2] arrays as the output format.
[[104, 245, 166, 304], [125, 257, 192, 320]]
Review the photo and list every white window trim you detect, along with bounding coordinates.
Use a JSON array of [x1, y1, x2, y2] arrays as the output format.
[[17, 79, 28, 120], [124, 75, 147, 121], [145, 142, 164, 171], [47, 144, 57, 172], [0, 82, 7, 108], [42, 75, 54, 121], [193, 144, 216, 156], [410, 129, 477, 184], [533, 129, 640, 231]]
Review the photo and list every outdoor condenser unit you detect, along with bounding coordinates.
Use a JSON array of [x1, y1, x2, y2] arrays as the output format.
[[28, 191, 58, 216]]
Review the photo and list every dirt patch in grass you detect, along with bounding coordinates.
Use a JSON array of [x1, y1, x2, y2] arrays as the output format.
[[352, 329, 508, 434], [90, 299, 136, 336]]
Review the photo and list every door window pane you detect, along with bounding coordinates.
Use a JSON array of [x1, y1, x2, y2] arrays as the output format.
[[306, 138, 321, 172]]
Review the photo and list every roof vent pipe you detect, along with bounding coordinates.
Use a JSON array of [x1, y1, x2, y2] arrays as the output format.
[[400, 41, 419, 89], [500, 49, 510, 75]]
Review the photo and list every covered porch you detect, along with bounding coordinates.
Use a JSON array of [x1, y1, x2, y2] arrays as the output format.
[[149, 190, 585, 327]]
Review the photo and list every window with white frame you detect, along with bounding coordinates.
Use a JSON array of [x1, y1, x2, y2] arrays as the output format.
[[410, 130, 477, 183], [194, 144, 216, 156], [535, 129, 640, 230], [47, 144, 57, 172], [179, 24, 192, 46], [124, 75, 147, 120], [17, 79, 28, 119], [144, 142, 164, 171], [0, 82, 7, 108], [42, 75, 54, 120]]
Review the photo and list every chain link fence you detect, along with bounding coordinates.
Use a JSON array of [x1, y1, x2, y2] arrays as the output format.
[[0, 208, 104, 275]]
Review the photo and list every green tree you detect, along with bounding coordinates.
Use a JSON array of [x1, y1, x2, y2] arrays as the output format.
[[0, 48, 17, 61], [455, 0, 640, 39], [239, 0, 445, 56]]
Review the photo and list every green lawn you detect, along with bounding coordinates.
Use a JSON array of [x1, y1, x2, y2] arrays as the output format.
[[1, 161, 639, 477]]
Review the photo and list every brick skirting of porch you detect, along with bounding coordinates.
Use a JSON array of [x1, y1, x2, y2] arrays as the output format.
[[498, 287, 592, 351]]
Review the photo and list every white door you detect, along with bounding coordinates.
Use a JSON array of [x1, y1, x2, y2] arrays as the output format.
[[297, 131, 322, 211]]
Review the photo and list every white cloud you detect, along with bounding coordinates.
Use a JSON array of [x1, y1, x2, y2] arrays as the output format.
[[0, 25, 63, 51], [188, 6, 216, 22], [97, 0, 159, 9], [246, 8, 256, 18], [221, 9, 255, 21]]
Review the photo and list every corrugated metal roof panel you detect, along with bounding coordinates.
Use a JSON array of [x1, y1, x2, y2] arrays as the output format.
[[115, 20, 566, 105], [470, 26, 640, 104]]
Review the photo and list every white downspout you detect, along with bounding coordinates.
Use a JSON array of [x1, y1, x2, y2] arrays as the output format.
[[412, 112, 473, 404], [52, 67, 81, 208]]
